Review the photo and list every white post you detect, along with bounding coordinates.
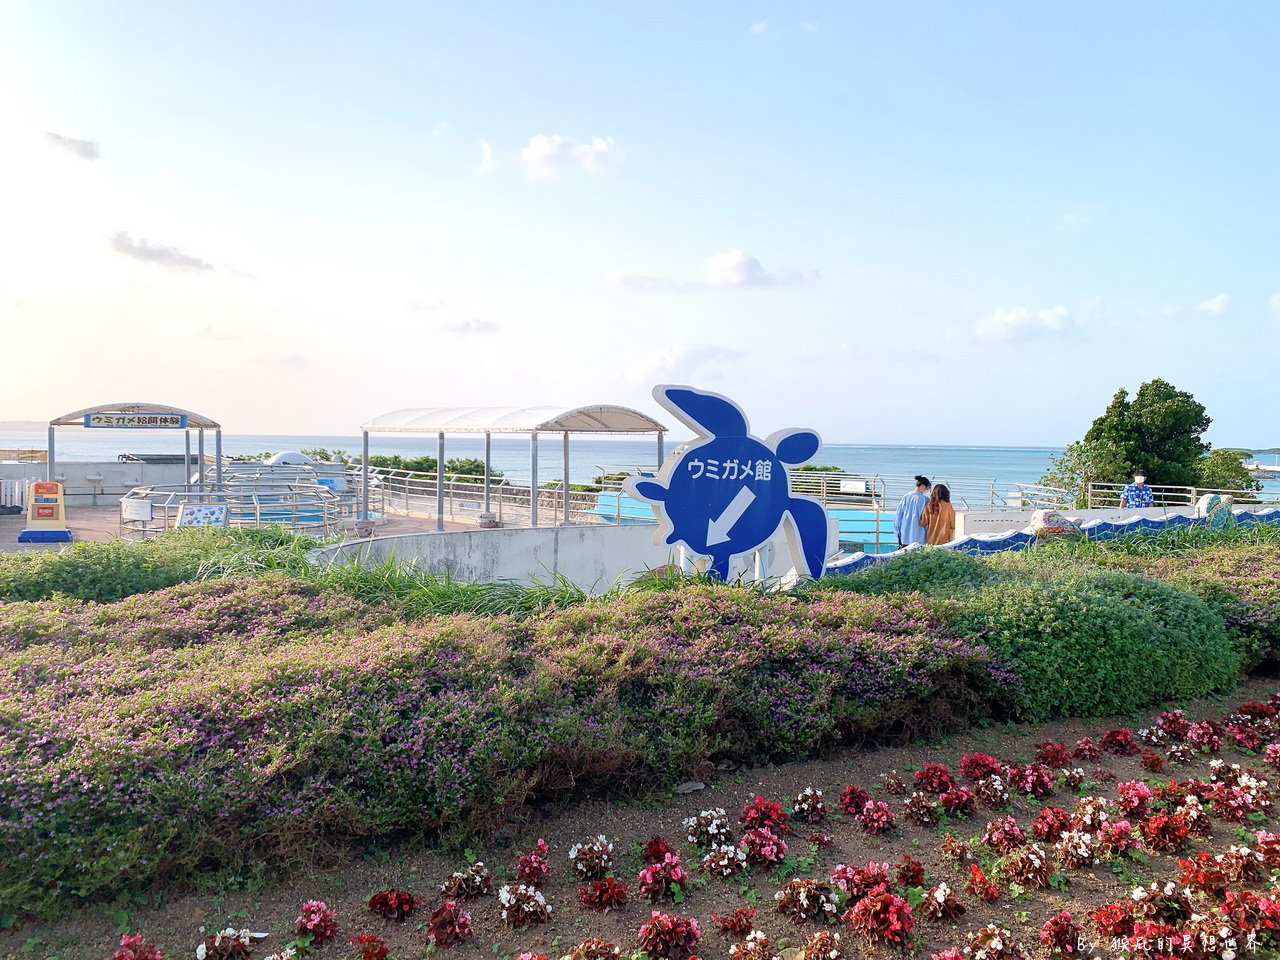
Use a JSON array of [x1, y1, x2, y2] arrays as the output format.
[[483, 431, 492, 514], [46, 425, 55, 482], [197, 429, 206, 490], [562, 431, 570, 524], [530, 431, 539, 527], [435, 431, 445, 532], [361, 431, 370, 523], [215, 430, 223, 485]]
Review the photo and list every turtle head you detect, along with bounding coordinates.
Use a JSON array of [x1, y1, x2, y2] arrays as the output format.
[[627, 478, 668, 503], [771, 428, 822, 466], [655, 385, 749, 438]]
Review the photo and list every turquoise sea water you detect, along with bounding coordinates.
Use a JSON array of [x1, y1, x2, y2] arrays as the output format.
[[5, 429, 1275, 492], [0, 429, 1060, 486]]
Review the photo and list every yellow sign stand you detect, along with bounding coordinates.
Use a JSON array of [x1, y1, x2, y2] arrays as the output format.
[[18, 480, 72, 543]]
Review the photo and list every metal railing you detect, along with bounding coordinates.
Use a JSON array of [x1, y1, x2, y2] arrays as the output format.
[[1007, 483, 1074, 510], [1086, 481, 1280, 510], [367, 467, 604, 526], [118, 482, 345, 540]]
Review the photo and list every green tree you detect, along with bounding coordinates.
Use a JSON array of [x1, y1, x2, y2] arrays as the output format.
[[300, 447, 351, 463], [1080, 378, 1211, 486], [1039, 439, 1132, 508], [1196, 448, 1261, 493]]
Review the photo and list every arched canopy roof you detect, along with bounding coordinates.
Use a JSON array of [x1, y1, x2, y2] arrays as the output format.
[[50, 402, 221, 429], [362, 404, 666, 434]]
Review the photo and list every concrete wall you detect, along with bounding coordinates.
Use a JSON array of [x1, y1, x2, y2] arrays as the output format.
[[0, 461, 191, 505], [957, 506, 1196, 538], [311, 523, 677, 590]]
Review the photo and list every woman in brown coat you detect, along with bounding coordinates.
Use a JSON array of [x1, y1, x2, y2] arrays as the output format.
[[920, 483, 955, 545]]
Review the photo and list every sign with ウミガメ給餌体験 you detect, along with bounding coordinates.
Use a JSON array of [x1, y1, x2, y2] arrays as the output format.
[[84, 413, 187, 428], [624, 385, 831, 580]]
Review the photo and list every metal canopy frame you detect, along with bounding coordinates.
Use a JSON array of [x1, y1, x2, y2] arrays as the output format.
[[359, 404, 668, 530], [47, 402, 224, 486]]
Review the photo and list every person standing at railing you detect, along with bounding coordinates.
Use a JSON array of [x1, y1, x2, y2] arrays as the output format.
[[894, 475, 931, 548], [920, 483, 955, 545], [1119, 470, 1154, 508]]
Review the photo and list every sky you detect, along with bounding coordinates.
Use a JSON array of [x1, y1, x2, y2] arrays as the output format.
[[1, 1, 1277, 446]]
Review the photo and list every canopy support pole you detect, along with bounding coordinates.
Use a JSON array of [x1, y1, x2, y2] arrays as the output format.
[[361, 431, 370, 523], [657, 432, 664, 467], [184, 430, 192, 484], [214, 430, 223, 484], [562, 432, 570, 524], [47, 425, 55, 482], [435, 431, 445, 532], [530, 431, 539, 527], [197, 429, 205, 490], [483, 432, 492, 514]]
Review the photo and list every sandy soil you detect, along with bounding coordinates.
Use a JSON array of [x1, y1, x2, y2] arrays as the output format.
[[5, 679, 1278, 960]]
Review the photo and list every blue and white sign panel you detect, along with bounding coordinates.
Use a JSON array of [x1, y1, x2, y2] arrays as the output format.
[[84, 413, 187, 428], [625, 385, 831, 580]]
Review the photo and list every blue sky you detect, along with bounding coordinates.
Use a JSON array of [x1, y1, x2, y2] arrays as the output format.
[[0, 2, 1276, 445]]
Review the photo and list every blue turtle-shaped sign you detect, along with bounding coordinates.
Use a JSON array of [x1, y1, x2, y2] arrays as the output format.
[[625, 385, 831, 580]]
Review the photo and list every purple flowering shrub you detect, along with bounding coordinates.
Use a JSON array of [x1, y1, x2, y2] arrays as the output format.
[[1140, 545, 1280, 668], [528, 586, 1004, 763], [0, 581, 1002, 919]]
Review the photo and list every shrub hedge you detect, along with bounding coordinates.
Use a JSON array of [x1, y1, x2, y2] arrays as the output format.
[[949, 562, 1239, 720]]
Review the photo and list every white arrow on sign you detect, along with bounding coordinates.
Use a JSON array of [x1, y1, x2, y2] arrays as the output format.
[[706, 485, 757, 546]]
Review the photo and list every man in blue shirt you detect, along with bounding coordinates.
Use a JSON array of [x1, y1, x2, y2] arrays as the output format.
[[1119, 471, 1154, 508], [894, 475, 931, 548]]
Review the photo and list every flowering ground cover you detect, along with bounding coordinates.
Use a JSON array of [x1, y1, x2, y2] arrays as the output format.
[[0, 578, 1004, 921], [7, 681, 1280, 960]]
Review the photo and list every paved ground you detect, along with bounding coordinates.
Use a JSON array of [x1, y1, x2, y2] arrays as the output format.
[[0, 505, 122, 552], [0, 506, 474, 553]]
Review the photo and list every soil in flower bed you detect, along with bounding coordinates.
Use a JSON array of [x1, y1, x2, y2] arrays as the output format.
[[6, 678, 1280, 960]]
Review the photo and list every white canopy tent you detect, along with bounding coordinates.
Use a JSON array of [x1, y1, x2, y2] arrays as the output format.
[[47, 402, 223, 486], [359, 404, 668, 529]]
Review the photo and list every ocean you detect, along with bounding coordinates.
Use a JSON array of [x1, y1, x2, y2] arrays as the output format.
[[1, 428, 1062, 486]]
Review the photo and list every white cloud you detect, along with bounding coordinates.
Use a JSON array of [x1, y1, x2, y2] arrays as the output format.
[[1270, 293, 1280, 319], [801, 21, 819, 32], [519, 134, 618, 178], [749, 19, 769, 34], [431, 120, 451, 137], [614, 250, 818, 292], [109, 231, 214, 271], [626, 342, 743, 386], [474, 139, 495, 176], [1196, 293, 1230, 315], [45, 132, 99, 160], [973, 305, 1070, 341], [442, 317, 497, 334], [705, 250, 783, 287]]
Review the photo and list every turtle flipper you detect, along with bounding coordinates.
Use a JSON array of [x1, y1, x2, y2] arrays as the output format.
[[783, 497, 831, 579], [657, 386, 749, 438]]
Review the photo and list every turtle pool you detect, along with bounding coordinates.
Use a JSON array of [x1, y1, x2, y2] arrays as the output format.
[[592, 493, 900, 554]]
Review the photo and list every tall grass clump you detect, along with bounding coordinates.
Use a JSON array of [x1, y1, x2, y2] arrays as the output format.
[[0, 528, 317, 602], [806, 548, 996, 598]]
